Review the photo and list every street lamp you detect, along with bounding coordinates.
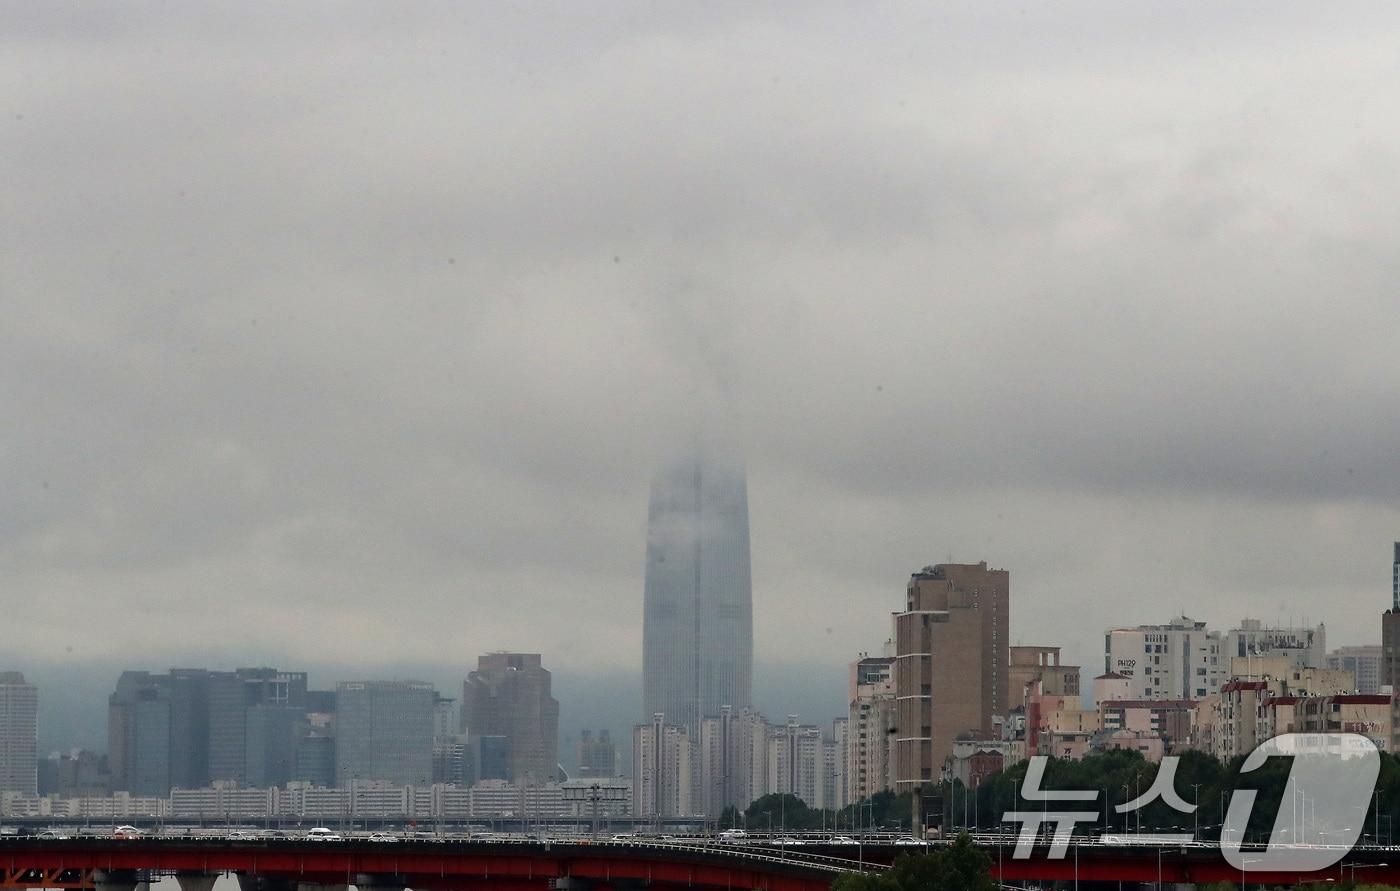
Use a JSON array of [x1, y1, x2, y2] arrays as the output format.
[[1135, 775, 1142, 834], [1192, 784, 1202, 842], [1220, 791, 1229, 844], [1241, 857, 1265, 891], [1347, 862, 1389, 883]]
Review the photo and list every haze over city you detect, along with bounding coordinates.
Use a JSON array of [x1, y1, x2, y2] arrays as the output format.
[[7, 3, 1400, 760]]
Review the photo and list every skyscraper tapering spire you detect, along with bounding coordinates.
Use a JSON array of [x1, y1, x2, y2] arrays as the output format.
[[641, 442, 753, 733]]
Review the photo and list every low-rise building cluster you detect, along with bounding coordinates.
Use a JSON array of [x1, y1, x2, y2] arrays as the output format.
[[0, 777, 632, 821]]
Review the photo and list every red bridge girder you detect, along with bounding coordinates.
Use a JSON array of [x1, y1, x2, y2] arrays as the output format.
[[0, 867, 95, 891], [9, 837, 1394, 890], [983, 843, 1400, 887], [0, 840, 842, 891]]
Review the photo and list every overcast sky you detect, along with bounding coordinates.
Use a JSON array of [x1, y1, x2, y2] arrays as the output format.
[[6, 3, 1400, 737]]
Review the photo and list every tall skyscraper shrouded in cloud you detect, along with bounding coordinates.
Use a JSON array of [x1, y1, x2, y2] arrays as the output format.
[[642, 441, 753, 733], [0, 672, 38, 795]]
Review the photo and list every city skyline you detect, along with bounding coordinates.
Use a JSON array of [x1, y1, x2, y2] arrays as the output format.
[[8, 544, 1393, 769], [4, 542, 1397, 824]]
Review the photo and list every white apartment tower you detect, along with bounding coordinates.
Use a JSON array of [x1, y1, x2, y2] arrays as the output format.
[[698, 706, 768, 816], [767, 716, 827, 809], [633, 713, 692, 818], [847, 654, 896, 803], [1104, 617, 1224, 701]]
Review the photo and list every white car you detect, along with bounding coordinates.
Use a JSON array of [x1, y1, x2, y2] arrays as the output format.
[[610, 833, 636, 842], [829, 836, 858, 845], [113, 826, 142, 840], [305, 827, 343, 841], [37, 830, 71, 840], [893, 835, 926, 846], [718, 829, 748, 843], [367, 832, 399, 843]]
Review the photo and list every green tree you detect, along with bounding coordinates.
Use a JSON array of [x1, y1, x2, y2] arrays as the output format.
[[746, 793, 817, 831], [834, 833, 995, 891], [831, 871, 895, 891], [717, 805, 742, 830]]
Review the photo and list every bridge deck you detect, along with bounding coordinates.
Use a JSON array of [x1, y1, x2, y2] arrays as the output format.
[[5, 837, 1399, 890], [0, 839, 856, 891]]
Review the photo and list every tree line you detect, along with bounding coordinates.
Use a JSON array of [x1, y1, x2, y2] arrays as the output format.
[[719, 749, 1400, 842]]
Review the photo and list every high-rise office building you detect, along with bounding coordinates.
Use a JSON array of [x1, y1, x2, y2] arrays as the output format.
[[208, 668, 308, 786], [432, 739, 470, 786], [641, 444, 753, 733], [0, 672, 38, 795], [335, 681, 434, 787], [893, 562, 1009, 791], [462, 653, 560, 783], [1329, 646, 1383, 694], [107, 669, 212, 794], [433, 695, 459, 742], [162, 669, 211, 790], [291, 691, 337, 788], [108, 671, 179, 795], [109, 667, 307, 794], [471, 735, 510, 783], [576, 730, 618, 778], [49, 749, 110, 798]]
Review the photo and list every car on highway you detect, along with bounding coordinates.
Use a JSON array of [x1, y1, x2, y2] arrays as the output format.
[[367, 832, 400, 843], [828, 836, 858, 845], [305, 827, 343, 841], [609, 833, 636, 842], [893, 836, 927, 846], [113, 826, 142, 840], [717, 829, 748, 843], [37, 830, 71, 840]]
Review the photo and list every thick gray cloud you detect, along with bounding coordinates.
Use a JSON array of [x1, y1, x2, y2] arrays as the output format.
[[5, 3, 1400, 737]]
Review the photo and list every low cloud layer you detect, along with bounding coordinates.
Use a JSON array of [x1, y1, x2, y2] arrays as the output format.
[[5, 4, 1400, 724]]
